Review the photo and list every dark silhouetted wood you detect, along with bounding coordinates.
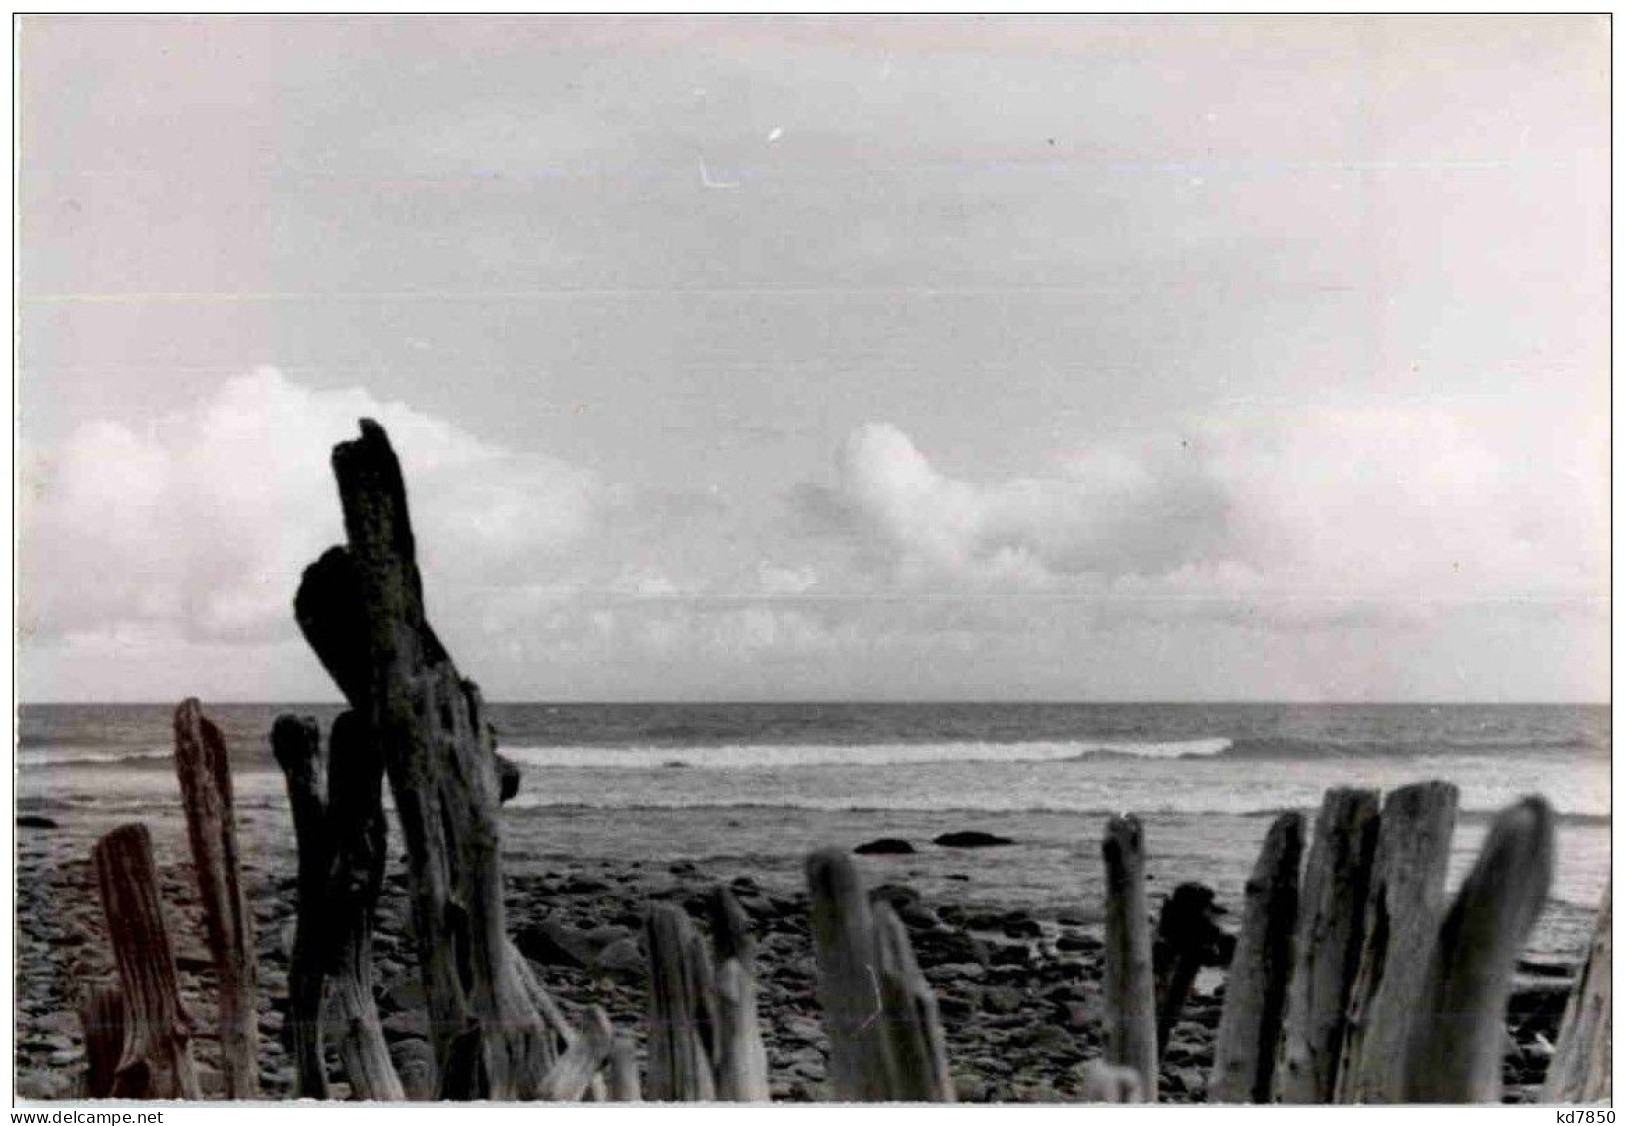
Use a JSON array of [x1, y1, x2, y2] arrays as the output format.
[[1154, 882, 1230, 1056], [92, 824, 201, 1099], [1102, 814, 1156, 1101], [294, 420, 550, 1098], [271, 713, 332, 1098], [1401, 796, 1554, 1102], [80, 985, 126, 1099], [173, 698, 259, 1098], [1275, 787, 1379, 1103], [1543, 887, 1611, 1103], [708, 887, 770, 1100], [1209, 811, 1303, 1104], [644, 903, 717, 1101], [1336, 781, 1458, 1103]]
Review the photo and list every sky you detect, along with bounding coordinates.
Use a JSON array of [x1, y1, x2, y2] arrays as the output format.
[[16, 15, 1610, 703]]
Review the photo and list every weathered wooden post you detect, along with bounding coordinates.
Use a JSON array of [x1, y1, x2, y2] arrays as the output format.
[[1336, 781, 1458, 1103], [1274, 787, 1379, 1102], [1101, 814, 1157, 1101], [607, 1034, 642, 1101], [1542, 887, 1611, 1103], [805, 848, 954, 1102], [271, 714, 333, 1098], [1209, 810, 1303, 1103], [79, 985, 126, 1099], [92, 824, 201, 1099], [1154, 882, 1230, 1055], [536, 1007, 615, 1101], [172, 698, 259, 1098], [1401, 796, 1554, 1103], [294, 420, 553, 1098], [708, 887, 771, 1100], [644, 903, 717, 1100]]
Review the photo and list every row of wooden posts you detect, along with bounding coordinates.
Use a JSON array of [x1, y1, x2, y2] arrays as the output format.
[[73, 419, 1612, 1103]]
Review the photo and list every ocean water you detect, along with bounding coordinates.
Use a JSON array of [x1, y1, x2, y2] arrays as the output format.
[[16, 702, 1611, 960]]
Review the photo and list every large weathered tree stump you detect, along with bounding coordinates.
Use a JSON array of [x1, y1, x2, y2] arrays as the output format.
[[294, 420, 551, 1098], [1274, 787, 1379, 1102], [1336, 781, 1458, 1103], [644, 904, 717, 1101], [92, 824, 201, 1099], [1401, 796, 1554, 1102], [172, 698, 259, 1098], [708, 887, 771, 1100], [1101, 814, 1157, 1101], [1209, 811, 1303, 1103], [1543, 887, 1611, 1103]]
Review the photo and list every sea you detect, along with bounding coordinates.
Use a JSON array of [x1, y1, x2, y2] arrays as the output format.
[[16, 701, 1611, 962]]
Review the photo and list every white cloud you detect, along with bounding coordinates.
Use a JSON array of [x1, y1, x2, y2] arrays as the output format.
[[19, 367, 601, 647]]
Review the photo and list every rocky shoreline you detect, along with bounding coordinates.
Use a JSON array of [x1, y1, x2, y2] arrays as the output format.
[[15, 814, 1575, 1103]]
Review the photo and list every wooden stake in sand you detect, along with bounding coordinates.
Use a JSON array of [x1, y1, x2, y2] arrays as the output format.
[[1543, 886, 1611, 1104], [172, 698, 259, 1098], [270, 713, 333, 1098], [805, 848, 954, 1102], [644, 903, 718, 1101], [1336, 781, 1458, 1104], [91, 824, 201, 1099], [1401, 796, 1554, 1103], [1208, 810, 1303, 1104], [294, 419, 552, 1098], [1274, 787, 1379, 1103], [1101, 814, 1157, 1101], [708, 887, 771, 1101]]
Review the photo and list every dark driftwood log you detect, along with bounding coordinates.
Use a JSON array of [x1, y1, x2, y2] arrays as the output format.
[[80, 985, 126, 1099], [1274, 787, 1379, 1103], [172, 698, 259, 1098], [1336, 781, 1458, 1104], [294, 420, 550, 1098], [1101, 814, 1157, 1101], [1208, 811, 1303, 1104], [644, 904, 717, 1101], [1153, 882, 1230, 1055], [92, 824, 201, 1099], [1401, 796, 1553, 1103], [271, 714, 333, 1098], [1543, 887, 1611, 1103], [708, 887, 770, 1101]]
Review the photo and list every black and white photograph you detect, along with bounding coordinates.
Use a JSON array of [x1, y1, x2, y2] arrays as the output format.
[[12, 14, 1611, 1107]]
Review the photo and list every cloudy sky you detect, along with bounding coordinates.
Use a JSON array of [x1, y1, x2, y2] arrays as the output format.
[[17, 16, 1609, 702]]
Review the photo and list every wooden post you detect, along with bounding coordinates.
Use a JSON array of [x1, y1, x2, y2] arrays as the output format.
[[173, 698, 259, 1098], [806, 847, 892, 1100], [1336, 781, 1458, 1103], [536, 1007, 614, 1101], [1543, 887, 1611, 1103], [707, 887, 770, 1101], [644, 903, 717, 1101], [1401, 796, 1554, 1103], [607, 1034, 642, 1101], [294, 420, 551, 1098], [270, 714, 332, 1099], [1209, 811, 1303, 1104], [1274, 787, 1379, 1103], [872, 903, 955, 1101], [79, 985, 126, 1099], [92, 824, 201, 1099], [1102, 814, 1157, 1101]]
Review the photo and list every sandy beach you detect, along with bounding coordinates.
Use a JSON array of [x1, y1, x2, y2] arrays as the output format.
[[15, 795, 1584, 1102]]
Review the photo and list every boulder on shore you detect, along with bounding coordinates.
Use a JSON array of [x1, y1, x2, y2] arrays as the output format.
[[854, 837, 915, 855], [934, 830, 1014, 848]]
